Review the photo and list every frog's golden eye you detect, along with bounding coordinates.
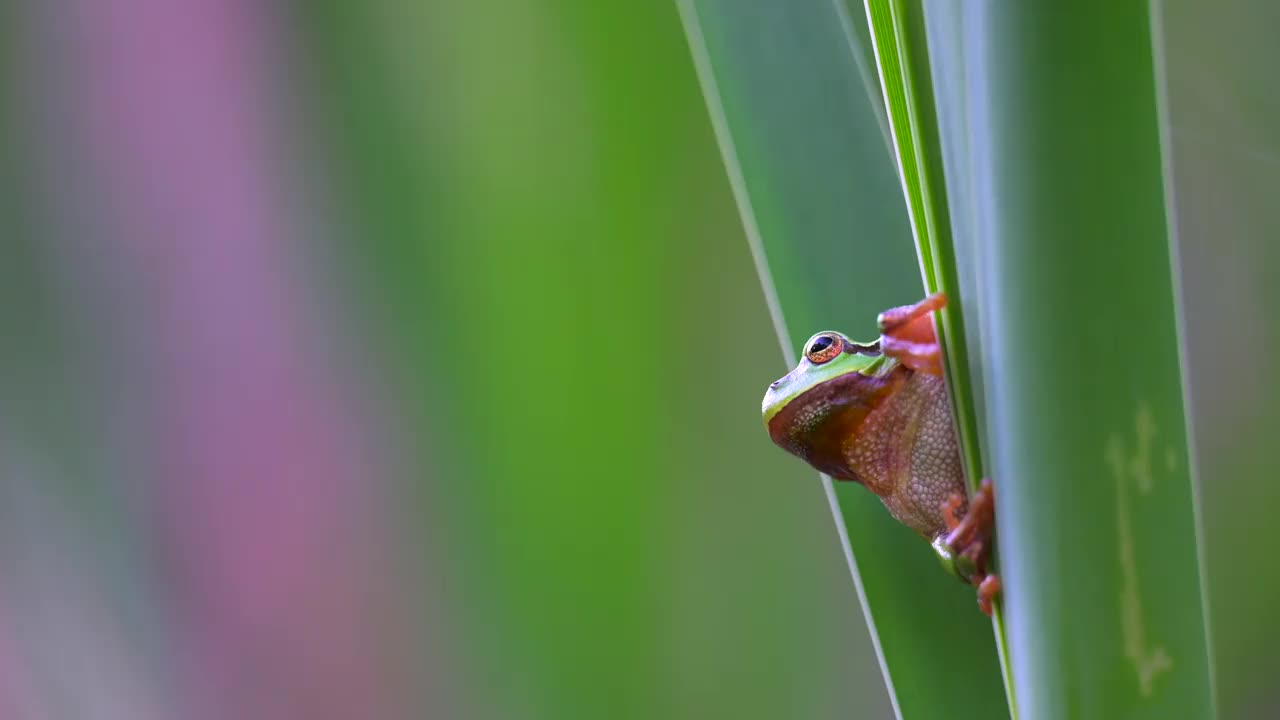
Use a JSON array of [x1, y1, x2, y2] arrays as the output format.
[[804, 334, 844, 364]]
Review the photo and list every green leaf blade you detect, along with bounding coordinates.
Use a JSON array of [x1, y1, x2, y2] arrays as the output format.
[[958, 4, 1216, 717], [680, 1, 1008, 717]]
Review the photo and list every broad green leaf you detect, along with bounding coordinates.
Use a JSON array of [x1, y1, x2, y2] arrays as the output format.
[[937, 3, 1216, 717], [679, 1, 1007, 717]]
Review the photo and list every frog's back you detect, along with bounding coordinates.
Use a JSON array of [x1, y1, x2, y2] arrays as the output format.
[[843, 369, 966, 539]]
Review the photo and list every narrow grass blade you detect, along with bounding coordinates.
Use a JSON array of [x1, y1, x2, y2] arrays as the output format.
[[680, 1, 1007, 717], [859, 0, 1017, 713]]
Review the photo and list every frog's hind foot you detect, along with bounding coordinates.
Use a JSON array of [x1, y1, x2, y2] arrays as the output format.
[[942, 479, 1001, 615], [941, 492, 966, 531], [944, 478, 994, 551]]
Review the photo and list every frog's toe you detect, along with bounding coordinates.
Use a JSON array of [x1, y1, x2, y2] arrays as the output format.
[[941, 492, 965, 531], [977, 574, 1002, 616], [881, 335, 944, 376], [877, 292, 948, 334]]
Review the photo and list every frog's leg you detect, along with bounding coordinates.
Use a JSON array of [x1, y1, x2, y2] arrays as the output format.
[[941, 478, 1001, 616], [878, 292, 947, 376], [943, 477, 993, 551], [941, 491, 967, 529]]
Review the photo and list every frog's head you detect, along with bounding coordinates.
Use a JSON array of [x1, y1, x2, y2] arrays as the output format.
[[762, 332, 899, 481]]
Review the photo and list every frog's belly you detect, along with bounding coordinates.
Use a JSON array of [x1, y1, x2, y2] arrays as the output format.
[[843, 371, 966, 538]]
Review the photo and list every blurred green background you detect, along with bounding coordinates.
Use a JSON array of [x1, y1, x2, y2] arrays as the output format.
[[2, 0, 1278, 718], [4, 0, 891, 718]]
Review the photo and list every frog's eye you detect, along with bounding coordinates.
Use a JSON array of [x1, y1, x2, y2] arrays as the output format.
[[805, 334, 844, 364]]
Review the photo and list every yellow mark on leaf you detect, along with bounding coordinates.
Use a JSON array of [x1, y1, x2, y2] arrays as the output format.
[[1106, 404, 1172, 697]]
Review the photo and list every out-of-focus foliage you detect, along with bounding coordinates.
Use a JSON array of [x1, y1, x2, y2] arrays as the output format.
[[1, 1, 886, 718], [2, 1, 1280, 719], [1160, 1, 1280, 717]]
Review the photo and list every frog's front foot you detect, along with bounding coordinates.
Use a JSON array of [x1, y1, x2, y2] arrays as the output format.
[[942, 478, 1001, 616], [878, 292, 947, 376]]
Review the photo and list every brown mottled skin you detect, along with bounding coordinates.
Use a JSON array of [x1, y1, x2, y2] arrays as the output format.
[[764, 293, 1000, 615], [767, 364, 964, 539]]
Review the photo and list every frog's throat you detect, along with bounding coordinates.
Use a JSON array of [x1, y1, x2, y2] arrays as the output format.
[[766, 366, 907, 482]]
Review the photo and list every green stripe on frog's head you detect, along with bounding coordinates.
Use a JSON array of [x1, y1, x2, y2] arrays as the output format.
[[762, 332, 894, 425], [762, 332, 901, 481]]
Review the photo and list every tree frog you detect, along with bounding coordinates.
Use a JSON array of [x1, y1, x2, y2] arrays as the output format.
[[761, 293, 1000, 615]]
